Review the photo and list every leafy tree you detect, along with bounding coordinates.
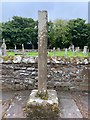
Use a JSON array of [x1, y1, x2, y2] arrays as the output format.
[[2, 16, 38, 49], [52, 19, 68, 48], [67, 18, 88, 49], [48, 21, 55, 48], [86, 23, 90, 51], [1, 16, 90, 50]]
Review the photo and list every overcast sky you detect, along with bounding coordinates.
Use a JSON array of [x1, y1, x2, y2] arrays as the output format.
[[1, 2, 88, 22]]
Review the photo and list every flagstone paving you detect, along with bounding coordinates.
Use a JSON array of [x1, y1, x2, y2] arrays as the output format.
[[1, 90, 88, 119]]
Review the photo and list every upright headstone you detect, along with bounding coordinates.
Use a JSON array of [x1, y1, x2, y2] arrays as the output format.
[[38, 11, 48, 94], [83, 46, 88, 56], [1, 39, 6, 56], [68, 46, 71, 51], [14, 45, 17, 55], [75, 47, 80, 56], [22, 44, 25, 55], [65, 48, 68, 57], [57, 48, 60, 51], [53, 47, 55, 56], [72, 44, 74, 53], [75, 47, 79, 52]]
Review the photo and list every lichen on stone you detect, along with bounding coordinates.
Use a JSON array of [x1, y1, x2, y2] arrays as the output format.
[[35, 90, 48, 100]]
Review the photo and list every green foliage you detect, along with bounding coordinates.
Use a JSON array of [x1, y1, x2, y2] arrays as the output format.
[[1, 16, 90, 50], [86, 23, 90, 51], [67, 18, 88, 49], [2, 16, 38, 49]]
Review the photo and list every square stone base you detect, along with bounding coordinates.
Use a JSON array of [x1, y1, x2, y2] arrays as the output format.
[[26, 89, 59, 118]]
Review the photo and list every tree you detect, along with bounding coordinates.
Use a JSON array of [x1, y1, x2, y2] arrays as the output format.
[[67, 18, 88, 49], [1, 16, 89, 50], [52, 19, 69, 48], [86, 23, 90, 51], [2, 16, 38, 49], [48, 21, 55, 48]]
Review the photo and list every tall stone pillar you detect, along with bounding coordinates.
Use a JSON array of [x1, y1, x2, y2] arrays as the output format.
[[38, 11, 48, 94], [26, 11, 59, 118]]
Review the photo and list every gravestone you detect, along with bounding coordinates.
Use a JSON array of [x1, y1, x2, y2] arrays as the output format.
[[68, 46, 71, 51], [14, 45, 17, 55], [26, 10, 59, 118], [72, 44, 74, 53], [65, 48, 68, 57], [1, 39, 6, 56], [22, 44, 25, 55], [74, 47, 79, 55], [83, 46, 88, 56], [53, 47, 56, 56], [75, 47, 80, 52], [57, 48, 60, 51]]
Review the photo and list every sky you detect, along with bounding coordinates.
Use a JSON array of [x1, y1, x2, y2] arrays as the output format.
[[0, 2, 89, 22]]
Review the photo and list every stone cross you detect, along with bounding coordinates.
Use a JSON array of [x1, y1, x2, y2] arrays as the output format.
[[38, 11, 48, 94], [1, 39, 6, 55]]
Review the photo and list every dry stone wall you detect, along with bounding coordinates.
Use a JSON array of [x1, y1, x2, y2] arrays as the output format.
[[1, 63, 89, 91]]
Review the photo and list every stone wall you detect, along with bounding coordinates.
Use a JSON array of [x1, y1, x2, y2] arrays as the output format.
[[1, 63, 89, 91]]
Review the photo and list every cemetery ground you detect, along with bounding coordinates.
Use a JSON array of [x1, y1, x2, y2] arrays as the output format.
[[7, 51, 90, 57], [1, 50, 90, 119], [0, 10, 89, 119]]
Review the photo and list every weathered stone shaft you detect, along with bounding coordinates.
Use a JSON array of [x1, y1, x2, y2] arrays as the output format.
[[38, 11, 48, 93]]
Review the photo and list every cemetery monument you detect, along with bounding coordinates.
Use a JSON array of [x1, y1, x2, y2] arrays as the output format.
[[83, 46, 88, 56], [22, 44, 25, 55], [26, 10, 59, 118], [14, 45, 17, 55], [1, 39, 6, 56]]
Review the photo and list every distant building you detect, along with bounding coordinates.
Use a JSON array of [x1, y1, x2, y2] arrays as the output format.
[[88, 1, 90, 23]]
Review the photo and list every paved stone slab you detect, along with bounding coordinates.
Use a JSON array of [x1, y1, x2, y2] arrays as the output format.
[[60, 99, 83, 118], [2, 90, 88, 118], [57, 91, 72, 99], [2, 91, 17, 102], [0, 98, 2, 120], [80, 93, 88, 108], [3, 90, 30, 118]]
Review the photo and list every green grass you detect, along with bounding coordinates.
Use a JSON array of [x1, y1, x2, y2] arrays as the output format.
[[48, 51, 90, 57], [6, 51, 90, 57], [6, 52, 15, 56], [26, 52, 38, 56]]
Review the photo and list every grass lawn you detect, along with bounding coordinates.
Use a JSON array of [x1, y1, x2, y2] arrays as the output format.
[[6, 51, 90, 57]]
